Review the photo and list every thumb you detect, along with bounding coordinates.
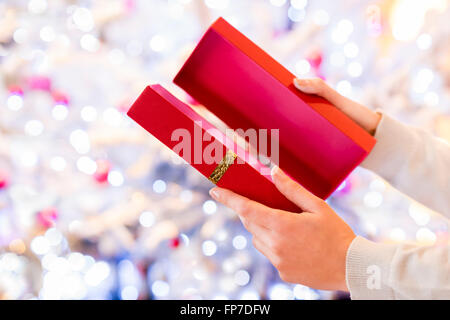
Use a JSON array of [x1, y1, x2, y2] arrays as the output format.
[[293, 78, 345, 109], [271, 165, 323, 212]]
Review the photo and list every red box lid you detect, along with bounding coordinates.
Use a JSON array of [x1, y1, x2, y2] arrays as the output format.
[[174, 17, 376, 198]]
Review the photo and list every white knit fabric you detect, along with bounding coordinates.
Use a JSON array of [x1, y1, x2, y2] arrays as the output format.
[[346, 113, 450, 300]]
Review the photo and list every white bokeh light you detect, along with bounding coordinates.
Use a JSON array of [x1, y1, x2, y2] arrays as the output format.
[[7, 94, 23, 111], [46, 256, 70, 274], [31, 236, 51, 255], [336, 80, 352, 96], [202, 240, 217, 256], [363, 191, 383, 208], [389, 227, 406, 242], [70, 129, 90, 154], [288, 7, 306, 22], [13, 28, 28, 44], [40, 26, 55, 42], [424, 91, 439, 107], [102, 107, 123, 126], [290, 0, 307, 10], [202, 200, 217, 215], [332, 19, 354, 44], [150, 35, 167, 52], [416, 33, 432, 50], [412, 68, 434, 93], [337, 19, 354, 35], [41, 253, 57, 271], [25, 120, 44, 136], [80, 105, 98, 122], [72, 7, 94, 32], [270, 0, 287, 7], [416, 227, 436, 244], [76, 156, 97, 175], [28, 0, 47, 14], [269, 283, 294, 300], [152, 179, 167, 193], [68, 252, 86, 271], [409, 203, 431, 226], [390, 0, 429, 41], [347, 61, 363, 77], [84, 261, 110, 286], [121, 285, 139, 300], [108, 170, 124, 187], [45, 228, 63, 246], [232, 235, 247, 250], [234, 270, 250, 286], [50, 156, 67, 172], [295, 59, 311, 75], [293, 284, 319, 300], [152, 280, 170, 298], [139, 211, 155, 227], [239, 289, 260, 300], [80, 34, 100, 52], [52, 104, 69, 120]]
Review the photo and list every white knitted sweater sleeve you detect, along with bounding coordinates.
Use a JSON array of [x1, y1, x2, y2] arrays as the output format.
[[345, 113, 450, 300]]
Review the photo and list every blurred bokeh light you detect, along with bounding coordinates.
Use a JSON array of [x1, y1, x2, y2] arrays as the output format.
[[0, 0, 449, 300]]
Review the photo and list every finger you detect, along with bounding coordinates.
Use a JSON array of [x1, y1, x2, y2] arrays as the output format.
[[293, 78, 345, 108], [240, 217, 273, 239], [252, 237, 279, 266], [271, 166, 323, 212], [209, 187, 288, 229], [293, 78, 381, 133]]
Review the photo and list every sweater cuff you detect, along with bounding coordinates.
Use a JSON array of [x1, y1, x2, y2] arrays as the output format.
[[360, 112, 416, 178], [345, 236, 398, 300]]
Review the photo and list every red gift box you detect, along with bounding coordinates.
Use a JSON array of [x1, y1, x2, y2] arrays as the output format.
[[127, 85, 299, 212], [174, 17, 376, 199]]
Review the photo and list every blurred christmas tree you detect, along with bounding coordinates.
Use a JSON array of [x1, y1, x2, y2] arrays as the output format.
[[0, 0, 449, 300]]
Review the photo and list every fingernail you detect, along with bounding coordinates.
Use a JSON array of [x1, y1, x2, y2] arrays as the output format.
[[209, 188, 220, 200], [293, 78, 308, 87], [271, 165, 279, 178]]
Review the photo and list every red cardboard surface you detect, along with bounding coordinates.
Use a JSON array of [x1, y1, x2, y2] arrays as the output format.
[[174, 17, 376, 198], [127, 85, 299, 212]]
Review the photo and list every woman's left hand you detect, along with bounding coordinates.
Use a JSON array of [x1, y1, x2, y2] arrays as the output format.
[[209, 166, 356, 291]]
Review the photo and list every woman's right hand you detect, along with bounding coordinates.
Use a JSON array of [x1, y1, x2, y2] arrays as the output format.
[[293, 78, 381, 135]]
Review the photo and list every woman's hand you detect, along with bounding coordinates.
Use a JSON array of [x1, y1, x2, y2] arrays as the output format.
[[209, 166, 356, 291], [294, 78, 381, 134]]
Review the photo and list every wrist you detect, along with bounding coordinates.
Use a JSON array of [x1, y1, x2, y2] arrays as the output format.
[[367, 110, 382, 135], [338, 234, 357, 292]]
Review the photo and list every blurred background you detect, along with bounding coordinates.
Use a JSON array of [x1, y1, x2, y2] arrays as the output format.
[[0, 0, 449, 300]]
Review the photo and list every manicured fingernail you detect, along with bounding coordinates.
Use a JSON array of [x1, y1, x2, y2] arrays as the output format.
[[209, 188, 220, 200]]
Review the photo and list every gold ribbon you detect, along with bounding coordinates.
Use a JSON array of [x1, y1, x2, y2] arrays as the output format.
[[208, 150, 237, 184]]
